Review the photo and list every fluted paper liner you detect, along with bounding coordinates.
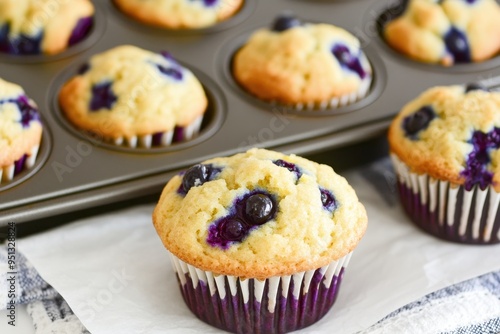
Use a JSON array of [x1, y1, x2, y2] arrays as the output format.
[[391, 154, 500, 244], [0, 145, 39, 184], [105, 115, 204, 148], [169, 251, 352, 334], [286, 75, 372, 112]]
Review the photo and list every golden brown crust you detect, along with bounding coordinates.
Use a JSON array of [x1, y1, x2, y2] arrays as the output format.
[[113, 0, 243, 29], [152, 148, 368, 280]]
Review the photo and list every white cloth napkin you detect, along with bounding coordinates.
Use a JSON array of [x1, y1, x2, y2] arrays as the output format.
[[14, 159, 500, 334]]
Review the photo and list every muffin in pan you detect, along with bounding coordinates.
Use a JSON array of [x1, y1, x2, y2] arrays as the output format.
[[0, 78, 42, 184], [0, 0, 94, 55], [389, 84, 500, 244], [113, 0, 244, 29], [153, 148, 368, 333], [233, 15, 373, 111], [383, 0, 500, 66], [58, 45, 208, 148]]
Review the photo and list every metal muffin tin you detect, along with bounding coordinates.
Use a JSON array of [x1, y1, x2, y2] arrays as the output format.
[[2, 0, 500, 224]]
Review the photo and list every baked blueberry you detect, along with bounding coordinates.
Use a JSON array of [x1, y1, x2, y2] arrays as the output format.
[[320, 188, 337, 212], [17, 96, 40, 128], [244, 193, 275, 225], [462, 128, 500, 190], [465, 83, 488, 93], [68, 17, 93, 46], [207, 190, 277, 248], [160, 51, 176, 62], [403, 106, 435, 138], [332, 44, 367, 79], [219, 218, 247, 241], [89, 82, 117, 111], [201, 0, 218, 6], [271, 14, 301, 32], [273, 160, 303, 179], [157, 64, 183, 80], [78, 63, 90, 75], [444, 27, 471, 63], [182, 164, 210, 193]]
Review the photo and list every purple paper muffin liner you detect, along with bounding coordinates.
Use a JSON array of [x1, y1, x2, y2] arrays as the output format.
[[391, 154, 500, 244], [106, 115, 204, 148], [1, 145, 39, 184], [169, 252, 352, 334]]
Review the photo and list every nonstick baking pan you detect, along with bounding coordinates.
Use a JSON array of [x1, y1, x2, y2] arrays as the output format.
[[2, 0, 500, 224]]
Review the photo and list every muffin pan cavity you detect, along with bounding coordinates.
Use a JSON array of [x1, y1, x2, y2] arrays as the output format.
[[373, 1, 500, 73], [0, 1, 106, 64], [220, 25, 387, 116], [51, 60, 225, 154]]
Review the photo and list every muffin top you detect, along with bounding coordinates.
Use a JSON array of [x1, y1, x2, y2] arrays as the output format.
[[58, 45, 207, 139], [233, 15, 372, 106], [389, 84, 500, 191], [153, 148, 367, 279], [383, 0, 500, 66], [0, 78, 42, 167], [0, 0, 94, 55], [113, 0, 243, 29]]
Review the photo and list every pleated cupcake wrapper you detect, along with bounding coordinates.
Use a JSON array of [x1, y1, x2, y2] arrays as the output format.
[[0, 145, 39, 184], [105, 115, 204, 148], [169, 251, 352, 334], [282, 75, 372, 112], [391, 154, 500, 244]]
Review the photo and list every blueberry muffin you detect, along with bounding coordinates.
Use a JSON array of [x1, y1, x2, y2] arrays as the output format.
[[389, 84, 500, 244], [0, 0, 94, 55], [233, 15, 373, 110], [113, 0, 243, 29], [58, 45, 208, 148], [0, 78, 42, 184], [383, 0, 500, 66], [153, 148, 368, 333]]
